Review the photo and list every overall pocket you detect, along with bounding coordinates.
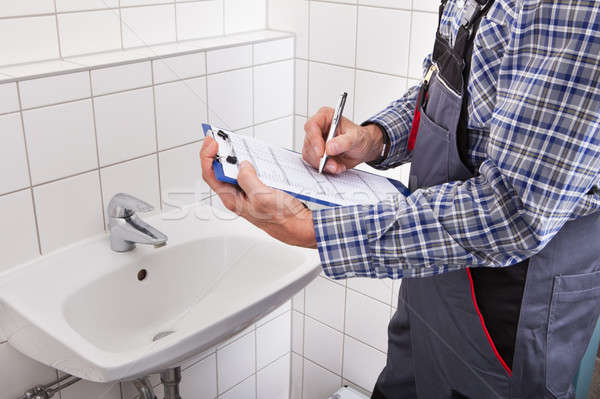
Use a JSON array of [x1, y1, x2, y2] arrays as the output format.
[[410, 107, 450, 190], [546, 269, 600, 398]]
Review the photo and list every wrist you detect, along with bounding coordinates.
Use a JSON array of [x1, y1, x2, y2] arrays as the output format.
[[361, 124, 385, 163], [287, 207, 317, 249]]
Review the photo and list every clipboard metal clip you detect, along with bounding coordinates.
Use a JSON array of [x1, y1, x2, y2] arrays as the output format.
[[210, 129, 238, 165]]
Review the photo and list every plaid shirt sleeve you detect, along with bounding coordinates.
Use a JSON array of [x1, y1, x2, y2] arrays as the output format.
[[362, 56, 431, 170], [313, 1, 600, 280]]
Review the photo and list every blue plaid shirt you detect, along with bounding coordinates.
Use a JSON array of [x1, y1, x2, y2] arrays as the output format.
[[313, 0, 600, 279]]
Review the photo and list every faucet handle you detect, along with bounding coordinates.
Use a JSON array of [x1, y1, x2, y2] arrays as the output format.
[[108, 193, 154, 219]]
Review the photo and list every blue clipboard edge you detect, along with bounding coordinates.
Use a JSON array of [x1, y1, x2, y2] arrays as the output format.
[[202, 123, 409, 207]]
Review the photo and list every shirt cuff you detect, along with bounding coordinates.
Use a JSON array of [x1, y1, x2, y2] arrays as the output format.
[[313, 205, 373, 279]]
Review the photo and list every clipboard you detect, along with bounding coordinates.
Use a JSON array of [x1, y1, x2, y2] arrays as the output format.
[[202, 123, 409, 207]]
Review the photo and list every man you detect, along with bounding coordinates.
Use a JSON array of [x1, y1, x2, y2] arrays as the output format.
[[201, 0, 600, 397]]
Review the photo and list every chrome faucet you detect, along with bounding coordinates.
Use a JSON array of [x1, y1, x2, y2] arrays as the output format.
[[107, 193, 168, 252]]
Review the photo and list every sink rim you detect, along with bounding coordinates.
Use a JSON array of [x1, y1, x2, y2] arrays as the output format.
[[0, 204, 321, 382]]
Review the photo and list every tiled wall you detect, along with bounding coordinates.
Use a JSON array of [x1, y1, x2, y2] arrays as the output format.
[[0, 0, 267, 66], [0, 35, 295, 399], [268, 0, 439, 396]]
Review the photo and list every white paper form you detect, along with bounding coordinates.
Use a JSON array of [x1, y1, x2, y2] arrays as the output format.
[[212, 128, 405, 206]]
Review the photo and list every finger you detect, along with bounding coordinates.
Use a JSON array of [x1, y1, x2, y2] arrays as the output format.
[[326, 130, 358, 156], [324, 158, 346, 174], [237, 161, 270, 198], [304, 107, 333, 156], [302, 136, 321, 167], [200, 138, 240, 197]]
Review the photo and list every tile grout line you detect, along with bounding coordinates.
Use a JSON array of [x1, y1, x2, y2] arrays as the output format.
[[149, 60, 164, 211], [53, 0, 64, 59], [14, 82, 43, 257], [0, 0, 436, 21], [0, 113, 294, 201], [118, 0, 125, 50], [88, 70, 107, 229]]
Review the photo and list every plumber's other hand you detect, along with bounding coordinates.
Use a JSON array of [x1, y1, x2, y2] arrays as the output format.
[[200, 137, 317, 249]]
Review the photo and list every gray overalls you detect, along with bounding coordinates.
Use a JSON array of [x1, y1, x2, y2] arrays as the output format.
[[371, 1, 600, 398]]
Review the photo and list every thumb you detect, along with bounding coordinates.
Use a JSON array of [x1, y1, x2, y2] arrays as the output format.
[[237, 161, 268, 197], [327, 132, 358, 156]]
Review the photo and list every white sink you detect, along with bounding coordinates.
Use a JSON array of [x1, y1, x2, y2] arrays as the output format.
[[0, 204, 320, 382]]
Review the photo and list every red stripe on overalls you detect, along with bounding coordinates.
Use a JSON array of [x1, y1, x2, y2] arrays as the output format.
[[466, 268, 513, 376], [408, 91, 427, 151]]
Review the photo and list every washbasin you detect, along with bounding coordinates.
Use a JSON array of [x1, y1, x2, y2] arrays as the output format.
[[0, 204, 321, 382]]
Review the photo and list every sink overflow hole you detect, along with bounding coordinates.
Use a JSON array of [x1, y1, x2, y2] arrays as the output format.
[[137, 269, 148, 281], [153, 331, 175, 342]]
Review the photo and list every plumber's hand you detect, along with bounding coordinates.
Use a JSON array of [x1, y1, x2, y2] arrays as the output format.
[[303, 107, 385, 174], [200, 137, 317, 249]]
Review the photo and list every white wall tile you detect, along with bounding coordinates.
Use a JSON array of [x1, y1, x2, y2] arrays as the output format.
[[294, 115, 307, 152], [121, 5, 176, 48], [0, 113, 29, 195], [392, 279, 401, 308], [342, 335, 386, 392], [304, 316, 343, 375], [345, 290, 389, 352], [359, 0, 411, 9], [153, 52, 206, 84], [91, 62, 152, 95], [309, 2, 357, 68], [356, 6, 410, 75], [180, 353, 217, 399], [291, 353, 303, 399], [220, 375, 255, 399], [0, 1, 54, 18], [60, 379, 121, 399], [0, 16, 59, 65], [254, 38, 294, 65], [0, 83, 19, 114], [206, 45, 252, 74], [0, 190, 39, 273], [409, 11, 438, 79], [23, 100, 97, 184], [207, 68, 253, 130], [121, 0, 172, 5], [217, 331, 256, 393], [254, 60, 294, 124], [302, 359, 341, 399], [58, 10, 122, 57], [347, 277, 393, 305], [413, 0, 440, 13], [305, 276, 346, 331], [257, 300, 291, 327], [267, 0, 308, 58], [308, 62, 355, 120], [254, 116, 294, 150], [155, 77, 208, 149], [295, 59, 308, 116], [354, 70, 406, 124], [224, 0, 266, 34], [256, 312, 290, 369], [159, 141, 211, 207], [34, 171, 104, 253], [100, 155, 160, 216], [176, 1, 224, 41], [19, 71, 91, 109], [0, 343, 57, 399], [56, 0, 119, 12], [94, 87, 157, 165], [257, 353, 290, 399], [292, 311, 303, 354]]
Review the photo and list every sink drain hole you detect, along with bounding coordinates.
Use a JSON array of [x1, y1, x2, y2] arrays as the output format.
[[153, 331, 175, 342], [137, 269, 148, 281]]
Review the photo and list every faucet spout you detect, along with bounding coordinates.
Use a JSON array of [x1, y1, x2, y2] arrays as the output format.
[[107, 194, 168, 252]]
